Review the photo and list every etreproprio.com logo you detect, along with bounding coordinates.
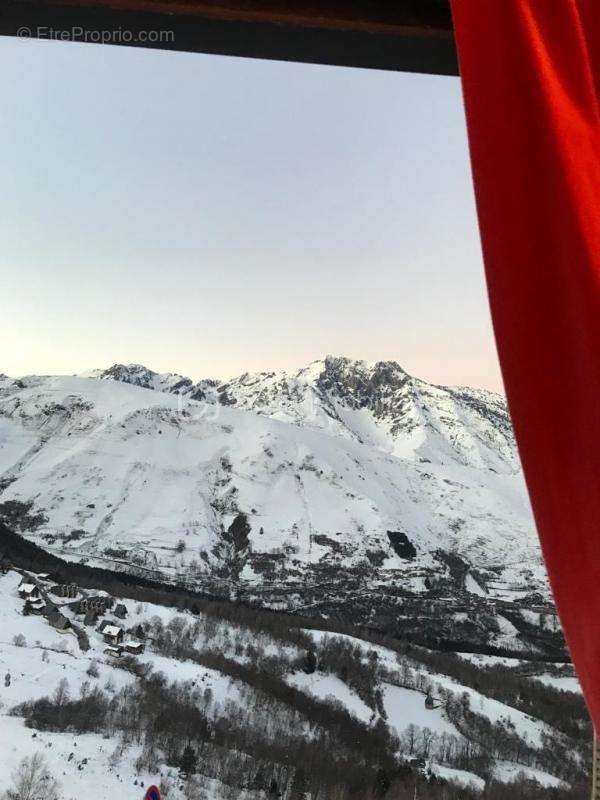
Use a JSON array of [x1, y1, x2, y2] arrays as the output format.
[[16, 26, 175, 44]]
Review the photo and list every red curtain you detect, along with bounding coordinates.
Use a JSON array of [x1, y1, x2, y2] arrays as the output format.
[[451, 0, 600, 728]]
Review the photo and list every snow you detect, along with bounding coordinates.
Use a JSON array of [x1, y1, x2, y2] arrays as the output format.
[[493, 761, 567, 788], [102, 625, 122, 638], [0, 716, 149, 800], [530, 674, 581, 693], [381, 684, 460, 738], [0, 715, 264, 800], [286, 671, 373, 723], [465, 574, 486, 596], [496, 615, 520, 637], [0, 570, 572, 796], [433, 676, 550, 749], [431, 764, 485, 791], [457, 653, 526, 668]]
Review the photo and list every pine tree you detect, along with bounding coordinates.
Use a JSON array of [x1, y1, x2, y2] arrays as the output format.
[[302, 650, 317, 674], [374, 766, 391, 798], [290, 767, 308, 800], [179, 745, 197, 777]]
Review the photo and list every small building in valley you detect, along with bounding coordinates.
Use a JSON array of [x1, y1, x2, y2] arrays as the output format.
[[18, 583, 40, 600], [124, 640, 144, 655], [113, 603, 128, 619], [25, 598, 46, 615], [103, 624, 124, 646]]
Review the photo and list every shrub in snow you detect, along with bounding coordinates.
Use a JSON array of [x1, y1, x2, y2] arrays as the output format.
[[4, 753, 60, 800], [86, 660, 99, 678]]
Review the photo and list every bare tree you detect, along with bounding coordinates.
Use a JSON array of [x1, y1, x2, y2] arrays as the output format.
[[419, 727, 436, 758], [53, 678, 70, 706], [159, 775, 175, 799], [183, 775, 206, 800], [4, 753, 60, 800], [404, 723, 418, 755]]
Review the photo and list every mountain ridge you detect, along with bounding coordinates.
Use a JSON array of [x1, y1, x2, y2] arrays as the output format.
[[0, 357, 558, 657]]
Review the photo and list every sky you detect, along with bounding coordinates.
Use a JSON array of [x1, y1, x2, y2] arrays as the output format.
[[0, 37, 504, 392]]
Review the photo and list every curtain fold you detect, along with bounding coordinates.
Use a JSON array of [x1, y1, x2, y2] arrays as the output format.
[[451, 0, 600, 728]]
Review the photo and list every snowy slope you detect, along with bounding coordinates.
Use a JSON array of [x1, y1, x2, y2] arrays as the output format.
[[0, 360, 557, 654], [96, 357, 518, 472], [0, 371, 537, 572], [0, 570, 581, 800]]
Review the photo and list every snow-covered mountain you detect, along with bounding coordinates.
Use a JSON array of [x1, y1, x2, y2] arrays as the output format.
[[0, 359, 558, 656], [96, 357, 516, 472]]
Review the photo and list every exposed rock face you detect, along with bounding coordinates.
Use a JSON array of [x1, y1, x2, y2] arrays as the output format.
[[98, 364, 194, 394]]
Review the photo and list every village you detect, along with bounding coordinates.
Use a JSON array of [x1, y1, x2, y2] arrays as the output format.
[[4, 559, 146, 666]]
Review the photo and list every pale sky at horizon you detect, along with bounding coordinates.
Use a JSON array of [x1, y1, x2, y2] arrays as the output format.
[[1, 37, 504, 392]]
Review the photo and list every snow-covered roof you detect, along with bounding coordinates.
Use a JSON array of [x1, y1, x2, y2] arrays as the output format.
[[19, 584, 37, 594], [103, 625, 122, 637]]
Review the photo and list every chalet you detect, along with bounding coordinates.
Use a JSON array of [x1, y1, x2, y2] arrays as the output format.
[[19, 583, 40, 600], [123, 640, 145, 655], [103, 624, 124, 646], [113, 603, 127, 619], [37, 573, 50, 581], [104, 646, 122, 659], [47, 611, 71, 632], [97, 619, 115, 634], [25, 599, 46, 615]]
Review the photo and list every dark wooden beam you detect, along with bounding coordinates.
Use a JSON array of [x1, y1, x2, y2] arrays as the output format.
[[0, 0, 457, 75]]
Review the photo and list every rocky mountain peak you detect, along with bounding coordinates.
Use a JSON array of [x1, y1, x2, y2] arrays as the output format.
[[99, 363, 193, 394], [313, 356, 411, 409]]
